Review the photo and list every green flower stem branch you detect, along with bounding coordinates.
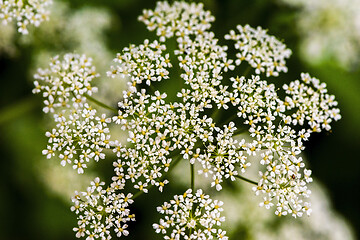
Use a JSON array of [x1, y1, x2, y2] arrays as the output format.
[[190, 162, 195, 192], [84, 93, 118, 113], [234, 175, 258, 185], [243, 65, 253, 78]]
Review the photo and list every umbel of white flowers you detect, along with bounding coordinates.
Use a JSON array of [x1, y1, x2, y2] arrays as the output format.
[[0, 0, 52, 34], [32, 1, 341, 239]]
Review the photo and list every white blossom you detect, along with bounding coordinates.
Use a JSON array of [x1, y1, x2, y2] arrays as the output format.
[[71, 178, 135, 240], [153, 189, 227, 240], [0, 0, 52, 34], [225, 24, 292, 77]]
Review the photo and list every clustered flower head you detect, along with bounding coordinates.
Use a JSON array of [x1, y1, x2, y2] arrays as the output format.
[[154, 189, 227, 240], [139, 1, 215, 42], [71, 177, 135, 239], [138, 1, 340, 219], [33, 54, 112, 174], [0, 0, 52, 34], [33, 1, 342, 239], [225, 24, 291, 77]]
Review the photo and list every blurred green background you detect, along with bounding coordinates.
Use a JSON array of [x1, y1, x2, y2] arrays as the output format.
[[0, 0, 359, 239]]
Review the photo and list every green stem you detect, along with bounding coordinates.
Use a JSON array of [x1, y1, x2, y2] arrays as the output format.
[[84, 94, 117, 113], [233, 127, 248, 136], [243, 65, 252, 78], [234, 175, 258, 185], [210, 107, 220, 122], [169, 154, 184, 171], [190, 162, 195, 192], [221, 113, 238, 126], [132, 190, 143, 199]]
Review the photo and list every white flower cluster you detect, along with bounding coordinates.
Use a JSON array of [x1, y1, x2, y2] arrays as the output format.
[[137, 0, 340, 219], [141, 1, 232, 111], [229, 73, 341, 217], [107, 39, 175, 193], [283, 73, 341, 131], [108, 39, 171, 87], [71, 177, 135, 240], [33, 54, 112, 174], [110, 89, 176, 193], [107, 38, 247, 194], [202, 125, 250, 190], [33, 53, 98, 112], [33, 1, 342, 239], [0, 0, 52, 34], [154, 189, 227, 240], [225, 24, 292, 77], [139, 1, 214, 42]]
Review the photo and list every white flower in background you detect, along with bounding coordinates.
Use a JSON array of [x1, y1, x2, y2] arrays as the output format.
[[0, 23, 16, 55], [280, 0, 360, 68], [64, 6, 124, 107], [30, 1, 123, 107], [154, 189, 227, 240], [35, 159, 97, 200], [218, 180, 356, 240], [0, 0, 52, 34], [64, 6, 114, 76]]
